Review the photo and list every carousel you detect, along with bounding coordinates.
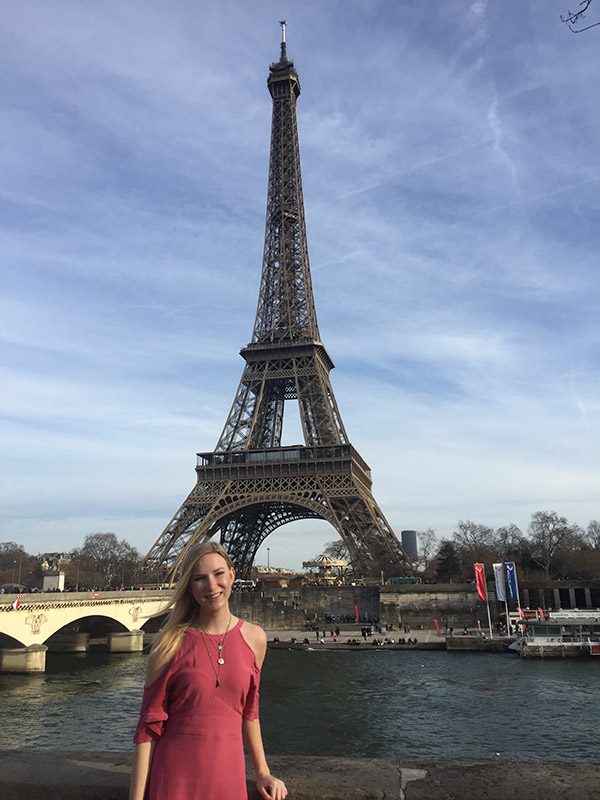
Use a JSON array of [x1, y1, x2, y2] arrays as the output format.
[[302, 553, 349, 584]]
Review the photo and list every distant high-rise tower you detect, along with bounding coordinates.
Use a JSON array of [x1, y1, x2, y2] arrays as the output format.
[[141, 24, 408, 581], [401, 530, 418, 560]]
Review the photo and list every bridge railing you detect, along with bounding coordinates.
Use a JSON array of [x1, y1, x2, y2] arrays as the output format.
[[0, 589, 173, 606]]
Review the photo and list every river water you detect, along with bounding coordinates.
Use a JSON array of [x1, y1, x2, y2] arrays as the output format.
[[0, 648, 597, 761]]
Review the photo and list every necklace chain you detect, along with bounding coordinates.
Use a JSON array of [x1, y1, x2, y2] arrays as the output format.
[[198, 615, 232, 688]]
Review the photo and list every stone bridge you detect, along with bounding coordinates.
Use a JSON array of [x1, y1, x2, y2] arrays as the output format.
[[0, 590, 172, 672]]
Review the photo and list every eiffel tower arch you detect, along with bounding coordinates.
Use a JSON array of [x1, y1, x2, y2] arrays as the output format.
[[142, 25, 408, 582]]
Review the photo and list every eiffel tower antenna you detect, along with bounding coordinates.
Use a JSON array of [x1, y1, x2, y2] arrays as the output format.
[[279, 19, 287, 61], [141, 26, 408, 582]]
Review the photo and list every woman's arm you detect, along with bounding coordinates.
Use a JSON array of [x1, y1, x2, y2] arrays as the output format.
[[240, 622, 287, 799], [129, 740, 156, 800], [129, 647, 172, 800], [242, 717, 287, 800]]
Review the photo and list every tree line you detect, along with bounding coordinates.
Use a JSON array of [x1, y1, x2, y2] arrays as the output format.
[[323, 511, 600, 584], [4, 510, 600, 591], [0, 533, 139, 591], [418, 511, 600, 583]]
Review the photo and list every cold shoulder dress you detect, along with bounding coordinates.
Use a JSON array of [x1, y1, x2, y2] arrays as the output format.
[[134, 620, 261, 799]]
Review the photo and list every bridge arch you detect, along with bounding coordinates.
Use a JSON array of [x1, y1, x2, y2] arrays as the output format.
[[0, 631, 23, 648], [0, 593, 171, 648]]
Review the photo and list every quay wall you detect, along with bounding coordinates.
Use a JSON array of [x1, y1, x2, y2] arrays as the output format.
[[231, 585, 380, 628], [379, 584, 482, 629], [2, 750, 600, 800], [379, 578, 600, 630], [230, 580, 600, 631]]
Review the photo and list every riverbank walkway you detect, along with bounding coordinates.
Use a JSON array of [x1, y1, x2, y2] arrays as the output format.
[[263, 625, 515, 653], [266, 624, 441, 641], [2, 750, 598, 799]]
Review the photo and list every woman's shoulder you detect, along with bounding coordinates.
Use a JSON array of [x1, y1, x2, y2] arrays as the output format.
[[240, 621, 267, 666], [240, 620, 267, 645], [145, 648, 174, 687]]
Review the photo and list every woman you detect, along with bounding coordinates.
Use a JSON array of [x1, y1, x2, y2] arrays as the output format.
[[129, 541, 288, 800]]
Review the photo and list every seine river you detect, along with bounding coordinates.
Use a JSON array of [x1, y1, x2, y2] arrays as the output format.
[[0, 648, 597, 761]]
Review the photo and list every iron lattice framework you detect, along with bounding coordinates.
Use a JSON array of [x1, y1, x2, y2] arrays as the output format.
[[142, 27, 408, 582]]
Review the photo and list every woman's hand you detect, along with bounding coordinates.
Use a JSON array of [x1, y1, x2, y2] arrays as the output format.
[[256, 773, 288, 799]]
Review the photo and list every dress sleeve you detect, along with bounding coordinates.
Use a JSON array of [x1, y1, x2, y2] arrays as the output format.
[[242, 663, 261, 721], [133, 662, 172, 743]]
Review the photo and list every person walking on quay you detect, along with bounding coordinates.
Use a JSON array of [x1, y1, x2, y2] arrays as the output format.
[[129, 541, 288, 800]]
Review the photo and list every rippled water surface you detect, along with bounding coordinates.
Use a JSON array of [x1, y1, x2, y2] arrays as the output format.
[[0, 648, 598, 761]]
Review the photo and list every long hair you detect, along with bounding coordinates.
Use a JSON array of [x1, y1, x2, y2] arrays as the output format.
[[150, 541, 235, 662]]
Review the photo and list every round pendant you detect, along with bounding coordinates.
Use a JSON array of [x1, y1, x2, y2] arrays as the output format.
[[217, 657, 225, 665]]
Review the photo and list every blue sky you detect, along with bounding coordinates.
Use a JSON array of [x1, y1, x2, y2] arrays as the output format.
[[2, 0, 599, 571]]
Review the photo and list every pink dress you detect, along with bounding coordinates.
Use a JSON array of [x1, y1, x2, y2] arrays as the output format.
[[134, 620, 260, 799]]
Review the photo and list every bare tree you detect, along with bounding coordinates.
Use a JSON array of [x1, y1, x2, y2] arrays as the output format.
[[528, 511, 577, 578], [323, 539, 351, 562], [495, 524, 526, 560], [0, 542, 39, 589], [80, 532, 139, 588], [452, 520, 495, 566], [416, 528, 438, 572], [561, 0, 600, 32], [585, 520, 600, 548], [0, 542, 26, 572]]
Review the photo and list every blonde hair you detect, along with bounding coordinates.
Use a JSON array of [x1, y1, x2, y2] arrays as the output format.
[[151, 541, 235, 661]]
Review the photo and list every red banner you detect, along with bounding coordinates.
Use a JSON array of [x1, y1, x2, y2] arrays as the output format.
[[433, 617, 441, 637], [354, 603, 359, 622], [474, 563, 487, 601]]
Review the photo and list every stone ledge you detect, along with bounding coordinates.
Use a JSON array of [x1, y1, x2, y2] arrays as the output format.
[[1, 750, 600, 800]]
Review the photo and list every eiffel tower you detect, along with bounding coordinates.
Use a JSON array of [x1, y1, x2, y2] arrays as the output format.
[[142, 24, 407, 581]]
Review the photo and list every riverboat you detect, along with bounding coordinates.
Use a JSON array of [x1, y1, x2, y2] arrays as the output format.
[[509, 610, 600, 658]]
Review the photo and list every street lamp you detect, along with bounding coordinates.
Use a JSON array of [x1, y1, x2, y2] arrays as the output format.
[[267, 548, 270, 571]]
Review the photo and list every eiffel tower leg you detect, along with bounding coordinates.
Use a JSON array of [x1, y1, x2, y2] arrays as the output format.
[[140, 503, 214, 583], [325, 494, 406, 578], [220, 510, 284, 579], [141, 477, 244, 582]]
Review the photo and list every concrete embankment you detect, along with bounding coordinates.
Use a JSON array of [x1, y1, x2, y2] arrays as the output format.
[[1, 750, 600, 799]]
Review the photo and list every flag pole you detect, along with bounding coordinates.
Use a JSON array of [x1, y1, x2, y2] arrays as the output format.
[[474, 563, 493, 639], [511, 563, 523, 627], [493, 562, 510, 636], [514, 567, 522, 619], [485, 590, 493, 639], [502, 564, 510, 635], [504, 561, 522, 634]]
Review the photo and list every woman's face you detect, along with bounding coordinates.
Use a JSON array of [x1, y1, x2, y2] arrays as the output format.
[[188, 552, 235, 614]]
